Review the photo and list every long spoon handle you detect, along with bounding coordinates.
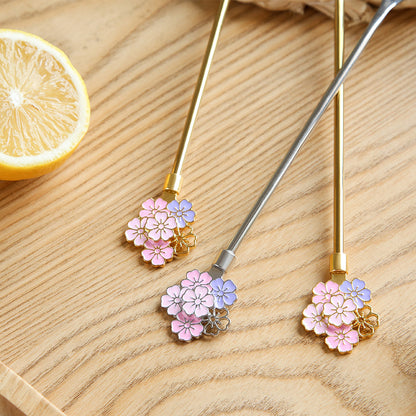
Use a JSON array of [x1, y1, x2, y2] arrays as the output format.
[[164, 0, 230, 195]]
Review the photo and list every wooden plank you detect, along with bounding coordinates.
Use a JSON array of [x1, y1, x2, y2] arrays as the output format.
[[0, 362, 65, 416], [0, 1, 415, 415]]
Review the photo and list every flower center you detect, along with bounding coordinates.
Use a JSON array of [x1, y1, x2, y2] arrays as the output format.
[[184, 323, 191, 329], [174, 297, 181, 304], [195, 299, 201, 305], [158, 224, 164, 229], [338, 334, 345, 340], [337, 307, 344, 314], [218, 290, 224, 297], [8, 89, 24, 108], [315, 316, 322, 321], [351, 291, 357, 297], [325, 294, 331, 300], [177, 211, 182, 216], [154, 249, 161, 254]]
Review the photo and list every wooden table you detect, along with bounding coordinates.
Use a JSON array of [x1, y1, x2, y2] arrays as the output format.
[[1, 1, 415, 415]]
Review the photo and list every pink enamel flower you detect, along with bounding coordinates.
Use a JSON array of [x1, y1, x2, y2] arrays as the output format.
[[171, 311, 203, 341], [312, 281, 341, 305], [302, 303, 328, 335], [323, 294, 356, 326], [125, 217, 148, 246], [140, 198, 169, 219], [182, 285, 214, 317], [325, 324, 359, 353], [146, 211, 176, 241], [181, 269, 212, 290], [141, 239, 173, 266], [161, 285, 182, 316]]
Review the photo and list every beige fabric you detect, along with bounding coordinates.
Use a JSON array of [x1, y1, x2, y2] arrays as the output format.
[[236, 0, 416, 24]]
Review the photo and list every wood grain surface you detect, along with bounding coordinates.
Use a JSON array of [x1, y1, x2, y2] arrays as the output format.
[[0, 1, 415, 415]]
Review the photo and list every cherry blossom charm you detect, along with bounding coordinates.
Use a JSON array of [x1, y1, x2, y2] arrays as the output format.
[[302, 278, 379, 354], [161, 269, 237, 341], [125, 197, 196, 267]]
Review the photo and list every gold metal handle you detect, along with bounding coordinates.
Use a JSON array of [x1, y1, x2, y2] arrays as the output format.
[[163, 0, 230, 195], [330, 0, 348, 281]]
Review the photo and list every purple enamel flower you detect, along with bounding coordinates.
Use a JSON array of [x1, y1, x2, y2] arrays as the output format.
[[167, 199, 195, 228], [210, 278, 237, 309], [340, 278, 371, 308]]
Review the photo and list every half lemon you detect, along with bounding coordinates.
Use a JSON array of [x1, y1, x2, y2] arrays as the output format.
[[0, 29, 90, 180]]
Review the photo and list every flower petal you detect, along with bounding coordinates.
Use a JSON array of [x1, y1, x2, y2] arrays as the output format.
[[303, 304, 318, 318], [199, 272, 212, 285], [182, 289, 196, 302], [178, 328, 192, 341], [210, 278, 224, 291], [160, 228, 174, 241], [166, 285, 181, 298], [134, 234, 147, 247], [314, 320, 328, 335], [352, 278, 366, 291], [167, 200, 180, 212], [326, 281, 340, 294], [338, 339, 353, 353], [302, 317, 316, 331], [182, 302, 196, 315], [151, 253, 165, 266], [194, 304, 209, 317], [160, 246, 174, 260], [331, 294, 345, 308], [345, 329, 359, 345], [340, 280, 353, 293], [358, 288, 371, 302], [328, 313, 343, 327], [182, 210, 195, 223], [161, 294, 173, 308], [167, 303, 182, 316], [146, 218, 158, 230], [141, 249, 154, 262], [195, 285, 209, 298], [223, 280, 237, 293], [165, 216, 177, 229], [155, 211, 168, 223], [175, 216, 186, 228], [148, 229, 161, 241], [154, 198, 168, 210], [343, 299, 357, 312], [214, 295, 224, 309], [323, 302, 337, 316], [127, 218, 141, 229], [341, 311, 356, 325], [312, 282, 326, 296], [142, 199, 155, 211], [325, 335, 340, 350], [186, 270, 200, 283], [125, 229, 138, 241], [352, 297, 364, 309], [189, 323, 203, 337], [223, 292, 237, 306], [171, 320, 184, 334], [179, 199, 192, 211], [202, 294, 214, 308]]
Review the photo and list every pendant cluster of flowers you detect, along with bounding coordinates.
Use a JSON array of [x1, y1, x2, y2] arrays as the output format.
[[161, 269, 237, 341], [125, 197, 196, 267], [302, 278, 379, 354]]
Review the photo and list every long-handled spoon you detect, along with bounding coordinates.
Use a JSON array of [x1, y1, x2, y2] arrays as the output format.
[[301, 0, 379, 354], [161, 0, 403, 341], [125, 0, 230, 267]]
